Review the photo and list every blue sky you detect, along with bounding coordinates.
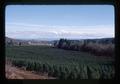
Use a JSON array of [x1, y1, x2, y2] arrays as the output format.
[[5, 5, 114, 40]]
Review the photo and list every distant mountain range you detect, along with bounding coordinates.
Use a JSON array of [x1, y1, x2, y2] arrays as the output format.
[[5, 37, 114, 46], [6, 37, 28, 42], [5, 37, 54, 46]]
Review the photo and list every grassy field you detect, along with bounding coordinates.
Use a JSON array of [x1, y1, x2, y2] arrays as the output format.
[[6, 46, 115, 79]]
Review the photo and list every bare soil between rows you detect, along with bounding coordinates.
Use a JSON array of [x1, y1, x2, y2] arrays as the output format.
[[5, 63, 56, 79]]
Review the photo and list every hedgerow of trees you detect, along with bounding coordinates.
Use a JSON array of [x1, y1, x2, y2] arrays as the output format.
[[54, 38, 114, 57]]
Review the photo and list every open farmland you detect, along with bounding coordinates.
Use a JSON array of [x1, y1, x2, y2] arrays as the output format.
[[6, 45, 115, 79]]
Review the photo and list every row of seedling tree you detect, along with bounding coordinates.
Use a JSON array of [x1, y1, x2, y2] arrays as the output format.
[[10, 58, 115, 79]]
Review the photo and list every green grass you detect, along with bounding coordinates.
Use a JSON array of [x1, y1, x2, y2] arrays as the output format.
[[6, 46, 115, 79], [6, 46, 114, 64]]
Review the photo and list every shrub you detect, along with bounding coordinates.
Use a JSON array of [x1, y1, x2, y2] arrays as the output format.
[[87, 65, 100, 79]]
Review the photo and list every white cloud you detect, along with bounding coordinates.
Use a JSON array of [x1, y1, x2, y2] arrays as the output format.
[[6, 22, 114, 39]]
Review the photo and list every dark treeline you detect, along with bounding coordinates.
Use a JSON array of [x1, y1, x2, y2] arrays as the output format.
[[54, 38, 114, 57]]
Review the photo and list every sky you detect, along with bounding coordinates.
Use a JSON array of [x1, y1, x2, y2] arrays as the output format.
[[5, 5, 114, 40]]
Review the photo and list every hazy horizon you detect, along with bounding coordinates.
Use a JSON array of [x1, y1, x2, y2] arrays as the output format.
[[6, 36, 114, 41], [6, 5, 114, 40]]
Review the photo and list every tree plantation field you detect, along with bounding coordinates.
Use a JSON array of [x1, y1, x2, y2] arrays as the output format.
[[6, 46, 115, 79]]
